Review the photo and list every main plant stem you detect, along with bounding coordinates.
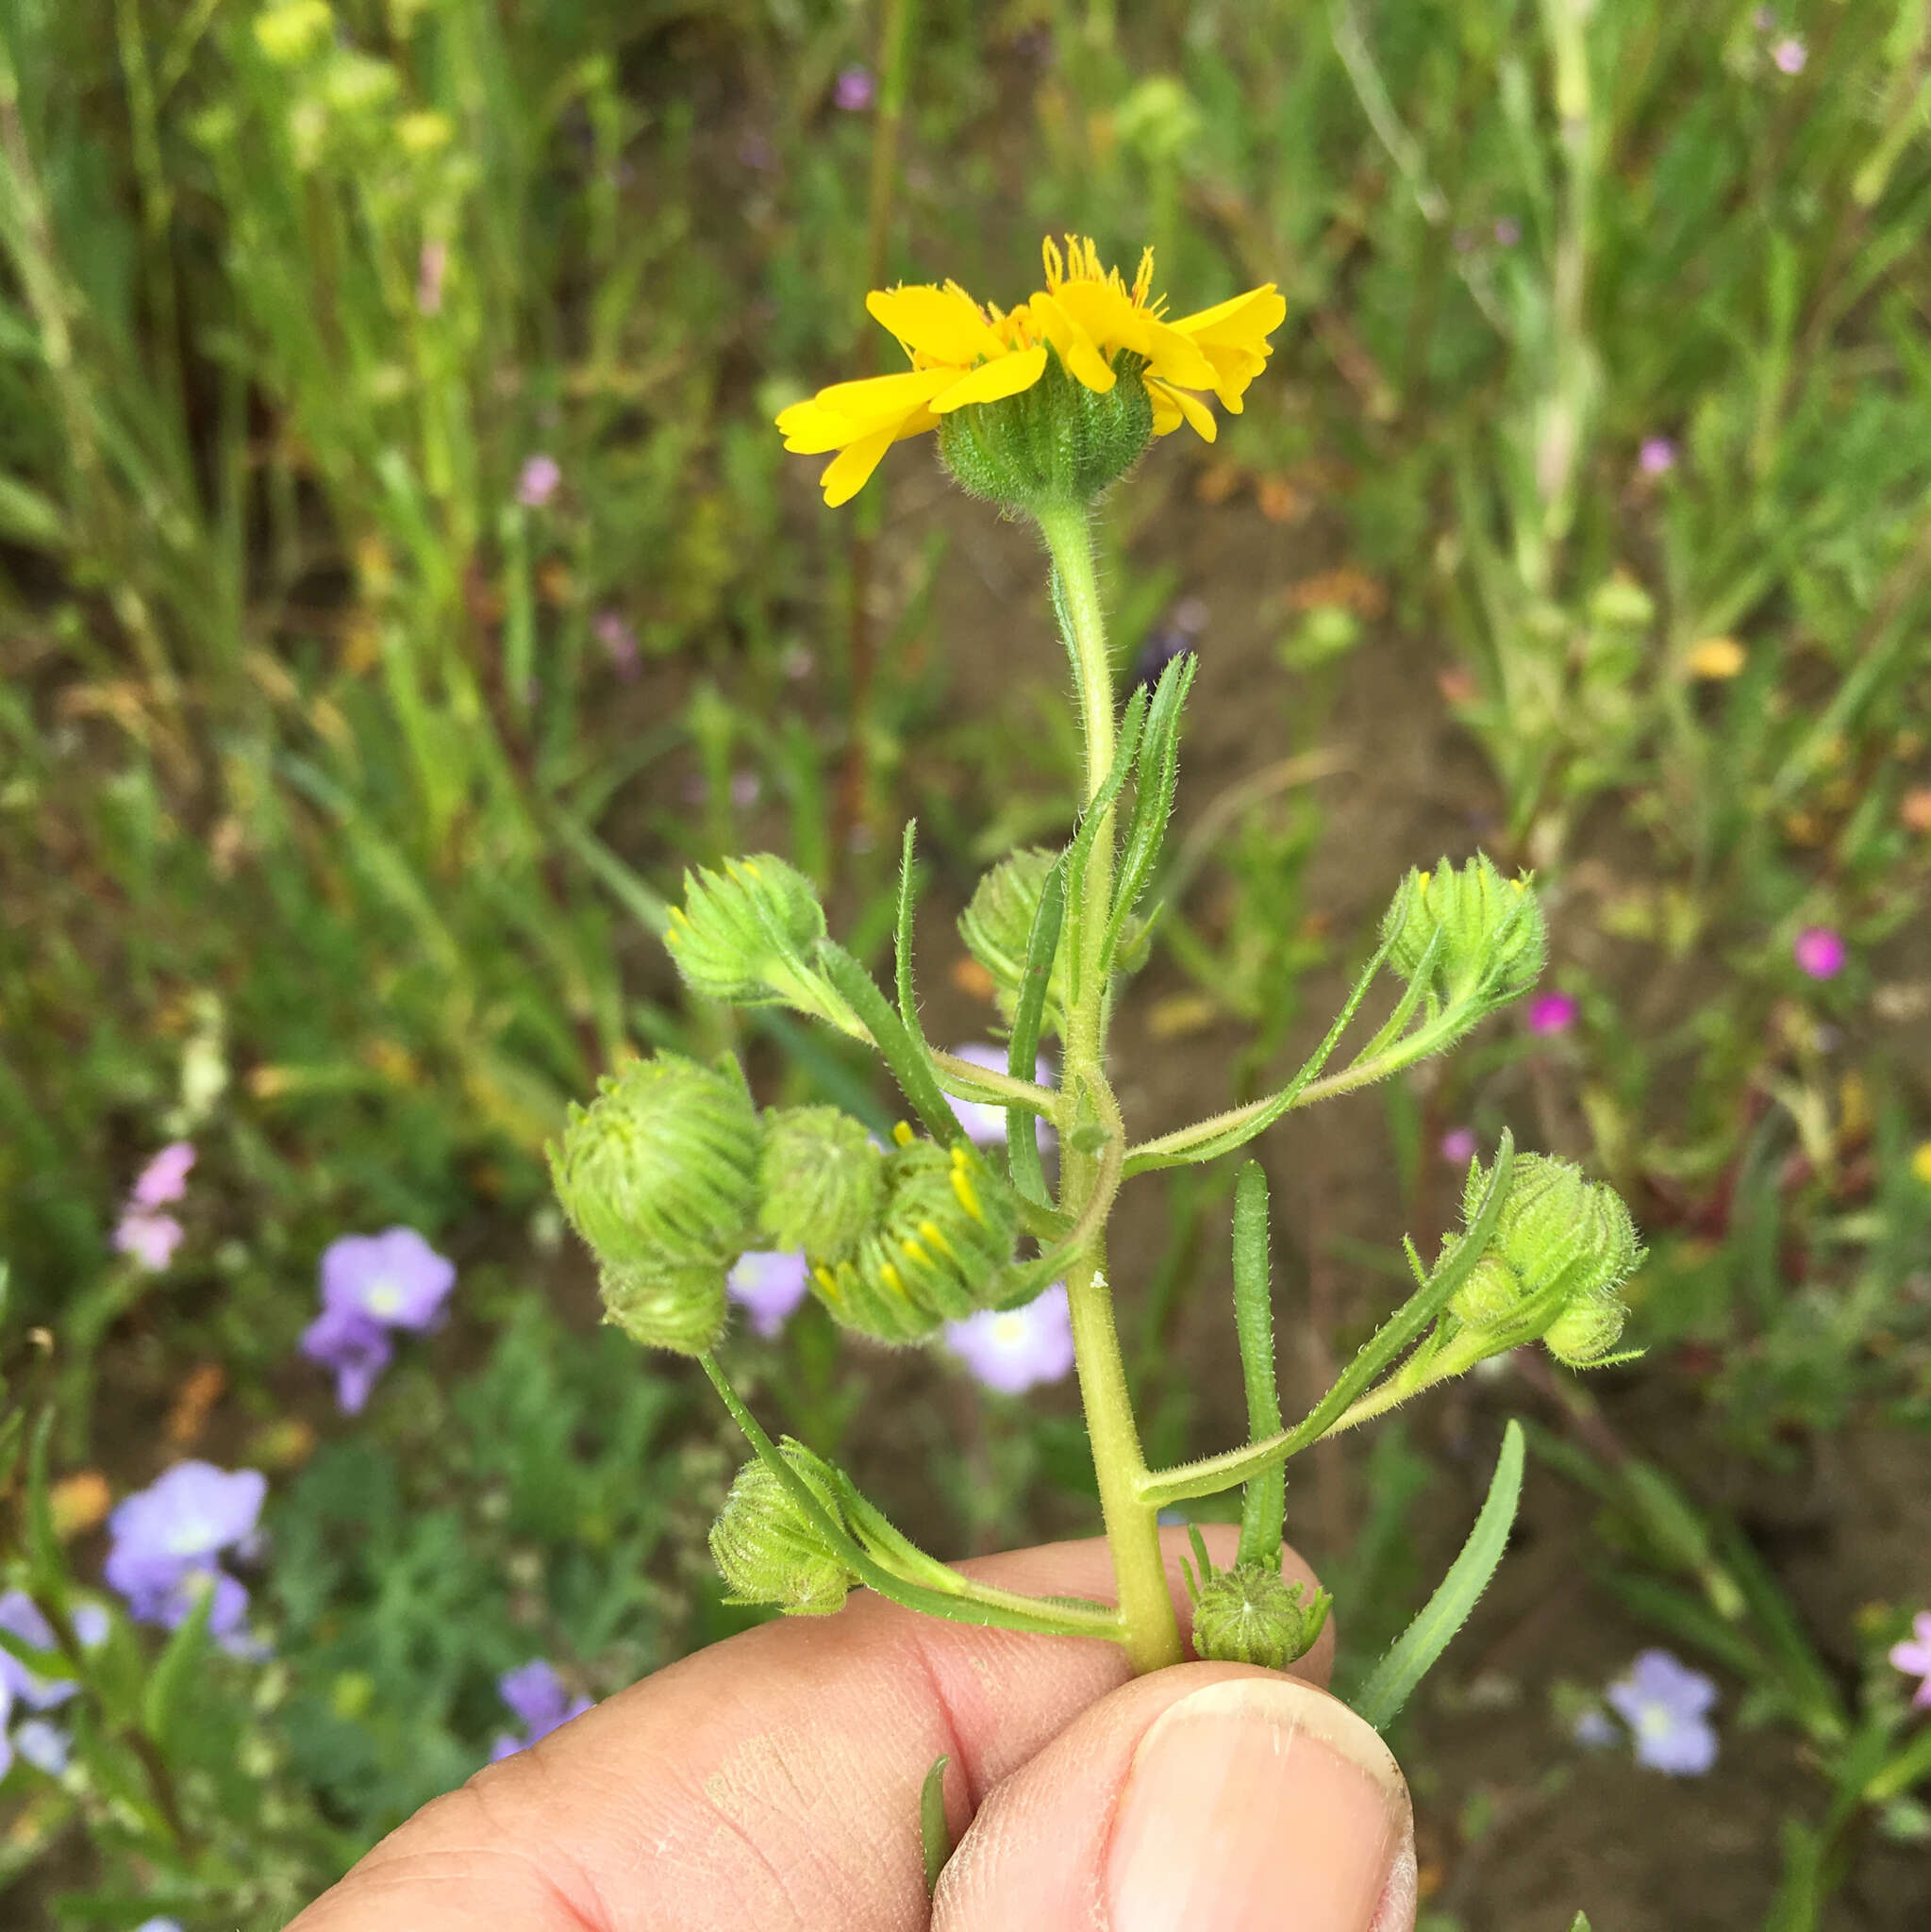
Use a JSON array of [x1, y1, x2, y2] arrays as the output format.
[[1036, 502, 1181, 1674]]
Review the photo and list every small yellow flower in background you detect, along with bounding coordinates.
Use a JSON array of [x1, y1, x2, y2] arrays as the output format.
[[1688, 636, 1746, 679], [775, 235, 1287, 507], [1912, 1141, 1931, 1187]]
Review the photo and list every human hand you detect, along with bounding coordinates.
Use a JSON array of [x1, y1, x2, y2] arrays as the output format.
[[286, 1525, 1415, 1932]]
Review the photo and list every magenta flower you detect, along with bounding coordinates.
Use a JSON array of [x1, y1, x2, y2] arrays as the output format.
[[489, 1658, 592, 1760], [1889, 1612, 1931, 1709], [113, 1211, 183, 1273], [131, 1142, 196, 1208], [103, 1461, 265, 1642], [1772, 37, 1806, 75], [1606, 1649, 1719, 1774], [833, 64, 876, 111], [1439, 1127, 1478, 1166], [1526, 991, 1578, 1036], [945, 1044, 1057, 1152], [726, 1251, 811, 1340], [300, 1305, 395, 1415], [1792, 925, 1845, 980], [320, 1228, 456, 1330], [1639, 437, 1677, 476], [944, 1284, 1075, 1396], [516, 455, 560, 508]]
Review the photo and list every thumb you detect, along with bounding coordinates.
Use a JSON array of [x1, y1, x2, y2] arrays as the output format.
[[933, 1661, 1416, 1932]]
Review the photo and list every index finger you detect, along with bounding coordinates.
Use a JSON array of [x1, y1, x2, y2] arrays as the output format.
[[286, 1526, 1332, 1932]]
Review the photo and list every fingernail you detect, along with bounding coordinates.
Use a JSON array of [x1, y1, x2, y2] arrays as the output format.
[[1105, 1677, 1413, 1932]]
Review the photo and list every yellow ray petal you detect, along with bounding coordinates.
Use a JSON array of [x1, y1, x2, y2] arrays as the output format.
[[1026, 291, 1115, 392], [776, 370, 953, 450], [1050, 277, 1151, 358], [1147, 377, 1217, 442], [1140, 321, 1221, 393], [1147, 386, 1182, 437], [865, 284, 1002, 366], [1168, 283, 1288, 347], [929, 343, 1049, 412], [819, 426, 898, 507]]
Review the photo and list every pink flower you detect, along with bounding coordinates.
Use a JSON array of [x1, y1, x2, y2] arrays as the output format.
[[1439, 1128, 1478, 1166], [1772, 37, 1806, 75], [1639, 437, 1677, 475], [1526, 991, 1578, 1036], [516, 455, 560, 508], [114, 1212, 183, 1273], [592, 609, 639, 679], [833, 65, 875, 111], [1792, 926, 1845, 980], [131, 1142, 196, 1208], [1889, 1612, 1931, 1709]]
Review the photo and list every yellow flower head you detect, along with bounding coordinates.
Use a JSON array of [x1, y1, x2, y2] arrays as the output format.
[[775, 236, 1287, 508]]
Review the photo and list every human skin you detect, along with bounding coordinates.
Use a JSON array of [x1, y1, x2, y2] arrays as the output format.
[[286, 1525, 1415, 1932]]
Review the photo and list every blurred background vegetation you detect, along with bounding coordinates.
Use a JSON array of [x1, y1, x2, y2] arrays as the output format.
[[1, 1, 1928, 1925]]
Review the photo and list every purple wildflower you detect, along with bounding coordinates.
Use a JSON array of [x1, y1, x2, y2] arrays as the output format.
[[134, 1921, 185, 1932], [489, 1658, 592, 1760], [0, 1591, 76, 1711], [1526, 991, 1578, 1036], [131, 1142, 196, 1208], [728, 771, 761, 809], [1772, 37, 1806, 75], [1439, 1127, 1478, 1166], [113, 1211, 183, 1273], [1573, 1707, 1619, 1750], [738, 130, 776, 171], [516, 455, 561, 508], [300, 1305, 395, 1415], [12, 1717, 68, 1775], [320, 1228, 456, 1331], [1793, 925, 1845, 981], [1889, 1611, 1931, 1708], [833, 65, 876, 111], [70, 1604, 110, 1649], [945, 1044, 1057, 1152], [943, 1284, 1076, 1396], [1639, 437, 1677, 476], [592, 609, 640, 680], [726, 1251, 811, 1340], [1493, 216, 1522, 247], [1606, 1649, 1719, 1774], [103, 1462, 265, 1643]]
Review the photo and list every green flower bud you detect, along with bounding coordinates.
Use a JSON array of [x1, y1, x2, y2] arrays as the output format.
[[1448, 1251, 1527, 1329], [958, 847, 1067, 1029], [708, 1440, 858, 1617], [808, 1126, 1021, 1343], [1541, 1293, 1629, 1367], [665, 855, 864, 1038], [757, 1106, 887, 1261], [1190, 1557, 1332, 1671], [939, 347, 1155, 514], [1380, 855, 1546, 1006], [548, 1053, 762, 1355]]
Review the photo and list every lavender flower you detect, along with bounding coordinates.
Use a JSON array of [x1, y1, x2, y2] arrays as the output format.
[[0, 1591, 76, 1711], [1572, 1707, 1619, 1749], [943, 1284, 1075, 1395], [1493, 216, 1521, 247], [1772, 37, 1806, 75], [516, 455, 561, 508], [726, 1251, 811, 1340], [1439, 1127, 1478, 1166], [1606, 1649, 1719, 1774], [320, 1227, 456, 1330], [113, 1211, 183, 1273], [131, 1142, 195, 1208], [103, 1461, 265, 1643], [134, 1921, 185, 1932], [592, 608, 640, 680], [1526, 991, 1578, 1036], [12, 1718, 68, 1774], [300, 1305, 394, 1415], [833, 64, 876, 111], [1638, 437, 1677, 476], [1889, 1611, 1931, 1708], [1793, 925, 1845, 981], [945, 1044, 1057, 1152], [489, 1658, 592, 1760]]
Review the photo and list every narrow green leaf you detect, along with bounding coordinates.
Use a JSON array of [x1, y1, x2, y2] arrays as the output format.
[[1062, 685, 1148, 1005], [921, 1755, 953, 1894], [816, 941, 960, 1147], [1351, 1418, 1525, 1731], [1104, 650, 1197, 975], [1007, 853, 1067, 1210], [24, 1407, 60, 1589], [1231, 1163, 1284, 1569], [141, 1577, 216, 1747], [894, 822, 931, 1055]]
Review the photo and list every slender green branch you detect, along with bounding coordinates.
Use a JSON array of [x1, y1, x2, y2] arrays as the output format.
[[929, 1049, 1060, 1118], [1231, 1163, 1285, 1569]]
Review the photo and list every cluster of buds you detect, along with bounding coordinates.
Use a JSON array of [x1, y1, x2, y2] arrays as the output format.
[[1443, 1151, 1642, 1367], [1381, 853, 1546, 1011]]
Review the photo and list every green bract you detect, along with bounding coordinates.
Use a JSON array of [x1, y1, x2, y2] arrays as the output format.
[[757, 1106, 888, 1261], [1190, 1554, 1331, 1670], [547, 1053, 762, 1356], [708, 1440, 858, 1617], [807, 1129, 1021, 1343], [665, 855, 865, 1038], [1380, 854, 1545, 1006], [938, 347, 1156, 514]]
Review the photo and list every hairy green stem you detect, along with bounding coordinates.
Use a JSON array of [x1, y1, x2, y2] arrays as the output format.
[[1037, 501, 1180, 1674]]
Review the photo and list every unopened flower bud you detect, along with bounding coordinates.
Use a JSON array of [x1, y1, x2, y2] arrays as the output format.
[[757, 1107, 886, 1261], [1541, 1293, 1629, 1367], [958, 847, 1066, 1027], [665, 856, 864, 1037], [708, 1441, 858, 1617], [1381, 855, 1545, 1006], [548, 1054, 762, 1355], [809, 1127, 1020, 1343], [1449, 1251, 1526, 1329], [1191, 1557, 1332, 1671], [939, 347, 1156, 513]]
